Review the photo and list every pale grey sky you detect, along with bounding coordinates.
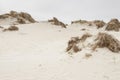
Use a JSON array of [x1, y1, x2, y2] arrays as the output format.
[[0, 0, 120, 23]]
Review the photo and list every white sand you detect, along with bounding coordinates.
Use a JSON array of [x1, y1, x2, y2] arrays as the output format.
[[0, 22, 120, 80]]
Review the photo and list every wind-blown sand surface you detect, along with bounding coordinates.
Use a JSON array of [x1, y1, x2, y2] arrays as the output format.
[[0, 22, 120, 80]]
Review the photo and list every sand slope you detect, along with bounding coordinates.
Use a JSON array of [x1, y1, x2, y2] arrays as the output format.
[[0, 22, 120, 80]]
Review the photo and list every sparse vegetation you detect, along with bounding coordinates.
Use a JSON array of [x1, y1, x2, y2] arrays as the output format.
[[3, 25, 19, 32], [66, 33, 92, 53], [71, 20, 87, 24], [66, 37, 80, 53], [79, 33, 92, 42], [85, 53, 92, 58], [0, 26, 3, 28], [48, 17, 66, 28], [81, 28, 86, 31], [93, 20, 106, 28], [106, 19, 120, 31], [0, 11, 36, 25], [67, 32, 120, 54], [71, 19, 106, 28], [18, 12, 36, 23], [93, 33, 120, 53], [17, 17, 26, 24], [10, 11, 18, 17], [0, 14, 9, 19]]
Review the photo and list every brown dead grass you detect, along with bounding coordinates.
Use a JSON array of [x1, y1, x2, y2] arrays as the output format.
[[66, 33, 92, 53], [92, 33, 120, 53], [93, 20, 106, 28], [85, 53, 92, 58], [0, 11, 36, 24], [3, 25, 19, 32], [0, 26, 3, 28], [71, 20, 88, 24], [110, 19, 120, 24], [80, 33, 92, 42], [106, 19, 120, 31], [0, 14, 9, 19], [81, 28, 86, 31], [17, 17, 26, 24], [71, 19, 106, 28], [66, 37, 80, 52], [48, 17, 66, 28], [18, 12, 36, 23], [10, 11, 18, 17]]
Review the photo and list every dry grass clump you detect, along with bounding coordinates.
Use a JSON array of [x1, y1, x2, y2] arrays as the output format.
[[0, 26, 3, 28], [66, 37, 81, 53], [8, 26, 19, 31], [93, 20, 106, 28], [85, 53, 92, 58], [10, 11, 36, 23], [0, 11, 36, 24], [18, 12, 36, 23], [71, 19, 106, 28], [71, 20, 89, 24], [106, 19, 120, 31], [17, 17, 26, 24], [71, 19, 94, 26], [93, 33, 120, 53], [3, 25, 19, 32], [10, 11, 18, 17], [80, 33, 92, 42], [66, 33, 92, 53], [81, 28, 86, 31], [48, 17, 66, 28], [0, 14, 9, 19], [110, 19, 120, 24]]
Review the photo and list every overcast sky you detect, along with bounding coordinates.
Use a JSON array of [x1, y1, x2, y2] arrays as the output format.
[[0, 0, 119, 23]]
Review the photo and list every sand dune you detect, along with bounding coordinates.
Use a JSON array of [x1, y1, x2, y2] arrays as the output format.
[[0, 21, 120, 80], [0, 11, 120, 80]]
